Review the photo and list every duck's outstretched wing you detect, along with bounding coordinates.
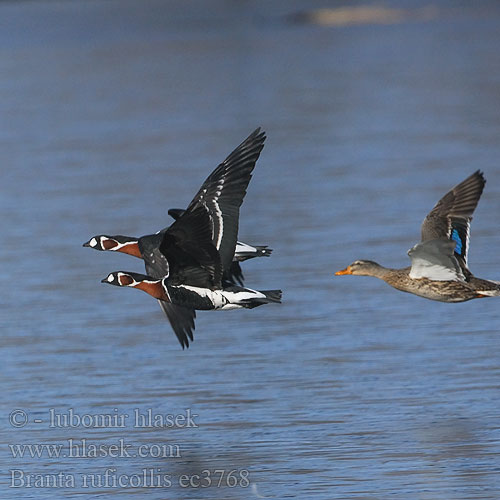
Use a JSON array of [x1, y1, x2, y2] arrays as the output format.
[[185, 128, 266, 275], [420, 170, 485, 273], [408, 238, 466, 281]]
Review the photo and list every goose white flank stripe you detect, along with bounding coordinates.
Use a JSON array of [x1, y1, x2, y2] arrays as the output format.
[[170, 285, 272, 310]]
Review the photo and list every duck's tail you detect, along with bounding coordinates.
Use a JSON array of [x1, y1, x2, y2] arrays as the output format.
[[472, 278, 500, 297], [476, 289, 500, 297]]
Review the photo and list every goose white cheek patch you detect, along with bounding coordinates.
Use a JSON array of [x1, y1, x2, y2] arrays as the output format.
[[107, 274, 115, 282], [89, 238, 98, 247]]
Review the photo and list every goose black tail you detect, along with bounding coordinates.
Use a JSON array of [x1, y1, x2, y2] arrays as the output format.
[[255, 245, 273, 257], [237, 245, 273, 261], [261, 289, 282, 303], [241, 289, 282, 308]]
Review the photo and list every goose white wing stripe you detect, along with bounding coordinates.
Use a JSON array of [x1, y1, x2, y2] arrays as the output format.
[[212, 178, 225, 250]]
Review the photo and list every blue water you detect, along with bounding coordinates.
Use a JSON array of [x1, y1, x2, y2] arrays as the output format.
[[2, 1, 500, 498]]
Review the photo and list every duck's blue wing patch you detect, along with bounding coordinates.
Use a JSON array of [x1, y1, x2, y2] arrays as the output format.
[[451, 228, 463, 254], [449, 220, 470, 268]]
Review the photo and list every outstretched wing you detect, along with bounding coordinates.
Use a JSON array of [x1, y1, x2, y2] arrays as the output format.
[[156, 300, 196, 349], [420, 170, 485, 273], [162, 205, 222, 288], [141, 207, 217, 350], [168, 208, 275, 287], [167, 208, 185, 220], [168, 207, 247, 286], [408, 238, 465, 281], [226, 262, 244, 286], [185, 128, 266, 275], [139, 233, 197, 350]]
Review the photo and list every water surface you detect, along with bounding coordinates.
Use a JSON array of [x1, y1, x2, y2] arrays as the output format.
[[2, 1, 500, 498]]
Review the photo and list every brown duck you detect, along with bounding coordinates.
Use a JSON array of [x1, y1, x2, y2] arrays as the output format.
[[335, 171, 500, 302]]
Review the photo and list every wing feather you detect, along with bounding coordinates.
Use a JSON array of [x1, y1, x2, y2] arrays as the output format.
[[408, 238, 465, 281], [185, 128, 266, 274], [156, 300, 196, 349], [162, 206, 222, 288], [421, 170, 485, 273]]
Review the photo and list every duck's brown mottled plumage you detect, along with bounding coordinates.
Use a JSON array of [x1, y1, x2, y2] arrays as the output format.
[[378, 265, 490, 303]]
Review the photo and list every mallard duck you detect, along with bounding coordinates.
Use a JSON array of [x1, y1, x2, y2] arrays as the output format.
[[335, 171, 500, 302]]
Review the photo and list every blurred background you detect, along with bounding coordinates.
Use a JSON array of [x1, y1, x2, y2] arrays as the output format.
[[2, 1, 500, 498]]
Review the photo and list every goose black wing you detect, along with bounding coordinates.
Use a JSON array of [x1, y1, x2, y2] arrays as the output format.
[[160, 207, 221, 349], [162, 205, 222, 288], [139, 207, 219, 349], [156, 300, 196, 349], [169, 207, 244, 286], [167, 208, 185, 220], [185, 128, 266, 276], [420, 170, 485, 275], [226, 262, 244, 286], [138, 231, 196, 349]]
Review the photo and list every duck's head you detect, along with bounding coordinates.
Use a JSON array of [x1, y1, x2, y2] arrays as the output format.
[[335, 260, 382, 277], [101, 271, 167, 300], [83, 235, 141, 258]]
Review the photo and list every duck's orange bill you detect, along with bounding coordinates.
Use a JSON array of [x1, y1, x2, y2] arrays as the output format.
[[335, 266, 352, 276]]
